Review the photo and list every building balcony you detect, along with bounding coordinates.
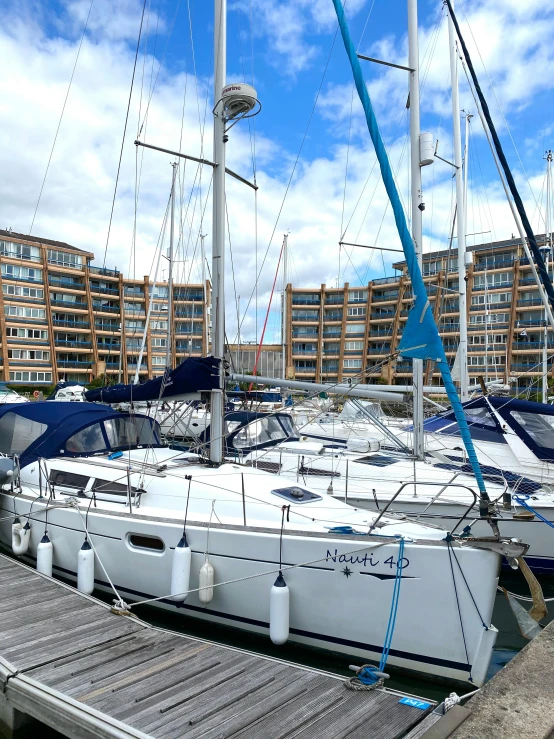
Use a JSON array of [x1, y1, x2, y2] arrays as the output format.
[[94, 304, 120, 314], [324, 296, 344, 305], [123, 288, 144, 297], [513, 340, 554, 350], [55, 340, 92, 348], [48, 278, 84, 290], [472, 281, 512, 292], [371, 311, 395, 319], [89, 266, 120, 278], [50, 299, 88, 310], [4, 317, 48, 326], [372, 295, 399, 304], [3, 275, 43, 285], [6, 338, 49, 346], [468, 323, 509, 331], [440, 323, 460, 332], [511, 362, 541, 371], [292, 349, 318, 355], [474, 258, 515, 270], [519, 277, 537, 286], [291, 298, 320, 306], [53, 318, 90, 328], [372, 276, 400, 286], [9, 361, 51, 367], [444, 304, 460, 313], [174, 292, 204, 301], [57, 360, 92, 368], [517, 298, 543, 307], [292, 330, 318, 338], [322, 330, 342, 338], [369, 329, 393, 337], [90, 285, 119, 296]]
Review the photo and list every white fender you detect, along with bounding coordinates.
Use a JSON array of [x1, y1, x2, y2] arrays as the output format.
[[37, 533, 53, 577], [12, 521, 31, 555], [270, 571, 290, 645], [198, 554, 214, 604], [77, 539, 95, 595], [171, 535, 191, 602]]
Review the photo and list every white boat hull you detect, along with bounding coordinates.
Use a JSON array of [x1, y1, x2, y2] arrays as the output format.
[[0, 489, 499, 686]]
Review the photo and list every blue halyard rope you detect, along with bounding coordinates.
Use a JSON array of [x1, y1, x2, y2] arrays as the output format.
[[331, 0, 488, 498], [379, 537, 405, 673], [514, 495, 554, 529]]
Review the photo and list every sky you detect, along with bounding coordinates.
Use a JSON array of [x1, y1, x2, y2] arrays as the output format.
[[0, 0, 553, 343]]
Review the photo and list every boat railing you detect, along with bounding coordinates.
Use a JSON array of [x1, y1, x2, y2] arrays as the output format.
[[369, 477, 482, 536]]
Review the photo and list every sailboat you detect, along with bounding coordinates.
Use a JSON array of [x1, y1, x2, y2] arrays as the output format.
[[0, 0, 529, 686]]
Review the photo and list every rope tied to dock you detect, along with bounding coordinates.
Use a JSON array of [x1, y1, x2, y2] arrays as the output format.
[[346, 664, 385, 691]]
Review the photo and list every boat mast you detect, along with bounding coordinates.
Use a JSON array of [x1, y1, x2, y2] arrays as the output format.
[[282, 233, 288, 379], [210, 0, 227, 464], [447, 0, 468, 402], [407, 0, 425, 459], [543, 149, 552, 403], [166, 162, 178, 368]]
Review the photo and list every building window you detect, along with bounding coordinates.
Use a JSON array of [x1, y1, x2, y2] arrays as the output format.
[[471, 292, 511, 305], [151, 320, 168, 330], [4, 306, 46, 319], [9, 371, 52, 382], [467, 355, 504, 366], [8, 350, 50, 360], [3, 285, 44, 299], [0, 241, 41, 261], [125, 320, 145, 330], [344, 359, 362, 368], [468, 334, 506, 346], [47, 249, 83, 267], [151, 356, 166, 365], [152, 286, 169, 299], [6, 327, 48, 339], [345, 323, 365, 334], [1, 264, 42, 281], [347, 306, 366, 317], [345, 341, 363, 351], [348, 290, 368, 302], [473, 272, 511, 288], [469, 313, 508, 325], [152, 337, 167, 347]]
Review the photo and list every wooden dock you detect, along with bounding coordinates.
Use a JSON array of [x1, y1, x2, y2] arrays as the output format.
[[0, 553, 440, 739]]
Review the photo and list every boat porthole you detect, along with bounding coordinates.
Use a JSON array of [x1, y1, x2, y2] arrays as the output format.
[[127, 533, 165, 553]]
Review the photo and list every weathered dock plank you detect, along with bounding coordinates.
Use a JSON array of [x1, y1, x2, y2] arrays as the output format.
[[0, 553, 436, 739]]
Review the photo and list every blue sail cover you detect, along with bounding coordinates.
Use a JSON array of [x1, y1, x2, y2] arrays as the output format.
[[332, 0, 487, 495], [0, 402, 161, 467], [85, 356, 220, 404]]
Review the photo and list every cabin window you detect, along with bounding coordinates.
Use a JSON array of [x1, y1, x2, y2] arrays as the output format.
[[463, 406, 496, 428], [232, 417, 289, 449], [49, 470, 90, 490], [128, 534, 165, 551], [510, 411, 554, 450], [0, 413, 47, 455], [65, 424, 107, 454], [104, 417, 158, 449], [272, 486, 322, 504], [92, 478, 136, 496]]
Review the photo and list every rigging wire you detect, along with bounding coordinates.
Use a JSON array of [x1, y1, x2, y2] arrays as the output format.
[[101, 0, 148, 270], [29, 0, 95, 234], [239, 23, 341, 329], [458, 0, 543, 221]]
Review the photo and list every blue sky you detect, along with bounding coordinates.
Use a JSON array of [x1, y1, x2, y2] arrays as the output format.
[[0, 0, 553, 341]]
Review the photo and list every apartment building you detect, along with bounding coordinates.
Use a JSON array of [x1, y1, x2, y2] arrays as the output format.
[[285, 234, 553, 388], [0, 230, 209, 385]]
